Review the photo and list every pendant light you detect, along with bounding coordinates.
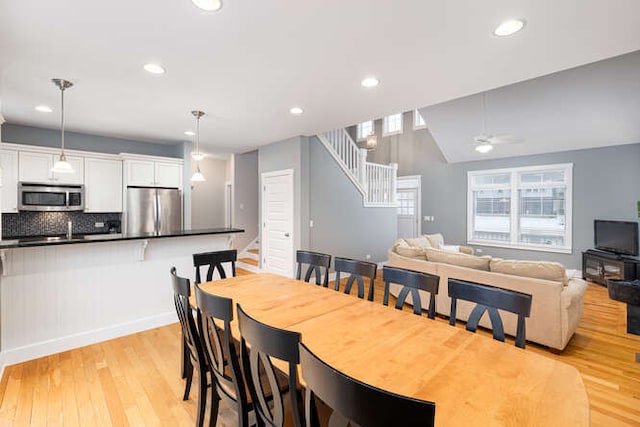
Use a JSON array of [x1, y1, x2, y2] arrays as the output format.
[[190, 110, 206, 182], [51, 79, 74, 173], [366, 132, 377, 151]]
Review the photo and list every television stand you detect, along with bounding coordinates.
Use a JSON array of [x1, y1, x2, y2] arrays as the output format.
[[582, 250, 638, 285]]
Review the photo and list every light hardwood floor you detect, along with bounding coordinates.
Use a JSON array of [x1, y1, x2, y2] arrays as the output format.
[[0, 269, 638, 426]]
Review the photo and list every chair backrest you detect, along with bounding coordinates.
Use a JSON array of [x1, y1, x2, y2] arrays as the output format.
[[299, 343, 435, 427], [382, 266, 440, 318], [448, 279, 533, 348], [193, 249, 237, 284], [236, 304, 304, 427], [295, 250, 331, 287], [334, 257, 377, 301], [194, 284, 249, 426], [170, 267, 206, 371]]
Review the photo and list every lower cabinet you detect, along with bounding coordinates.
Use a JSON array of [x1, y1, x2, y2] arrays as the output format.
[[84, 158, 123, 212]]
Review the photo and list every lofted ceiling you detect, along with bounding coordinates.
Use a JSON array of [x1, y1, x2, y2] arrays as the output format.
[[1, 0, 640, 155]]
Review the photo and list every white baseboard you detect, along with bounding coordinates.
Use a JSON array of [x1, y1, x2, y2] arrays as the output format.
[[2, 311, 177, 367]]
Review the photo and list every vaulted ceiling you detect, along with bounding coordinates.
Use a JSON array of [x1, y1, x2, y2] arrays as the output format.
[[1, 0, 640, 155]]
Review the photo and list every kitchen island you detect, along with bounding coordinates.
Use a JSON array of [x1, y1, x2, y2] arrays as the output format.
[[0, 228, 243, 367]]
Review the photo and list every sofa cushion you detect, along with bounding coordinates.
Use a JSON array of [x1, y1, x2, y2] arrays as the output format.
[[490, 259, 568, 284], [404, 236, 433, 251], [425, 248, 491, 271], [423, 233, 444, 249], [393, 239, 427, 259]]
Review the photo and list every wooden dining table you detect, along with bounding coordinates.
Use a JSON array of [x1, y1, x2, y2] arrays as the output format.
[[196, 273, 590, 426]]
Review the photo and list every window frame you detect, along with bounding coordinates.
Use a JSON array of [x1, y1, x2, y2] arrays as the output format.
[[466, 163, 573, 254], [356, 121, 374, 141], [383, 113, 403, 137], [413, 110, 426, 130]]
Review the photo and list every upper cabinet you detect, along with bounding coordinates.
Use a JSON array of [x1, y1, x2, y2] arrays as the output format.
[[18, 151, 84, 185], [84, 158, 123, 212], [125, 158, 182, 189], [0, 149, 19, 213]]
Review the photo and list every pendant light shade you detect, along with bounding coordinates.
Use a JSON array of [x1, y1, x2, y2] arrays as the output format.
[[190, 110, 206, 182], [366, 132, 377, 151], [51, 78, 74, 174]]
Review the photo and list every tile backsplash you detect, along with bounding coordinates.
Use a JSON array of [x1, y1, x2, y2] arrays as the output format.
[[2, 212, 122, 238]]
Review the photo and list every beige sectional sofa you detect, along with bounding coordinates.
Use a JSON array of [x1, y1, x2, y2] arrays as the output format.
[[387, 235, 588, 351]]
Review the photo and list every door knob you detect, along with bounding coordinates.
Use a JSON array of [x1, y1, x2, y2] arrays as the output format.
[[284, 232, 290, 237]]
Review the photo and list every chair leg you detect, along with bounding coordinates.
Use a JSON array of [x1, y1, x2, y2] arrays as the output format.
[[183, 357, 194, 400], [208, 383, 220, 427], [181, 337, 188, 379], [196, 361, 208, 427]]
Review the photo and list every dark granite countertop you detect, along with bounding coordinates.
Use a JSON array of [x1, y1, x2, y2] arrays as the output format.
[[0, 228, 244, 249]]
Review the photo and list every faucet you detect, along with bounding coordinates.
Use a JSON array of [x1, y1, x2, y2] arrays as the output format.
[[67, 220, 73, 239]]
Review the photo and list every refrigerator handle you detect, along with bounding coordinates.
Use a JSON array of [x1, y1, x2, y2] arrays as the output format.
[[154, 193, 160, 233]]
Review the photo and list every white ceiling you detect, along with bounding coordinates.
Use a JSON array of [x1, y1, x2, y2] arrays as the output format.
[[421, 50, 640, 163], [1, 0, 640, 155]]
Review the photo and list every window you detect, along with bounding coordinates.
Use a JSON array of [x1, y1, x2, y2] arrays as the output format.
[[413, 110, 426, 129], [357, 121, 373, 140], [467, 163, 573, 253], [383, 113, 403, 136]]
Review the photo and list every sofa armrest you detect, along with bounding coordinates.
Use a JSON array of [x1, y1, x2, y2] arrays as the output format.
[[559, 278, 588, 349]]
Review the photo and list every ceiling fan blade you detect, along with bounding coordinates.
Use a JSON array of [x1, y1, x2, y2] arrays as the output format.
[[488, 134, 525, 144]]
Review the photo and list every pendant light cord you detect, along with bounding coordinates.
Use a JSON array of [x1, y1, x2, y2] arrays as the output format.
[[60, 86, 66, 158]]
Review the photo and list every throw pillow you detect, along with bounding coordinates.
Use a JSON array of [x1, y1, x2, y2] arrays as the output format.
[[393, 240, 427, 259], [404, 236, 433, 250], [425, 248, 491, 271], [423, 233, 445, 249], [490, 259, 568, 284]]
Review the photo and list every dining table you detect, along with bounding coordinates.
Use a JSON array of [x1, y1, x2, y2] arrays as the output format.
[[196, 273, 590, 426]]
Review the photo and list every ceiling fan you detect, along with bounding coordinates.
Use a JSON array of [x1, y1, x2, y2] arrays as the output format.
[[473, 93, 524, 153]]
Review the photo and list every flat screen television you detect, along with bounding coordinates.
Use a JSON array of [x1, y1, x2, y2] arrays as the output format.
[[594, 220, 639, 256]]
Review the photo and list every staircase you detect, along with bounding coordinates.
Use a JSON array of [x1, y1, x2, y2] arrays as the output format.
[[317, 129, 397, 207], [237, 237, 262, 273]]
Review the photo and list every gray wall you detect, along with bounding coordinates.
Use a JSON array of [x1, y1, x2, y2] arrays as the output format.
[[190, 157, 228, 229], [1, 123, 183, 158], [308, 137, 397, 264], [232, 150, 259, 251], [258, 136, 310, 259], [364, 114, 640, 269]]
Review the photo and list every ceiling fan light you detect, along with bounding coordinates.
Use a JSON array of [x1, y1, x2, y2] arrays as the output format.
[[52, 157, 74, 173], [475, 144, 493, 154]]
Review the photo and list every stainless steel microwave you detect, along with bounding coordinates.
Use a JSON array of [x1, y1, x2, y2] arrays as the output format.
[[18, 183, 85, 211]]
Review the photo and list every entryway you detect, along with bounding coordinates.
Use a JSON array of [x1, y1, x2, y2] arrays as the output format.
[[261, 169, 294, 277], [397, 175, 422, 239]]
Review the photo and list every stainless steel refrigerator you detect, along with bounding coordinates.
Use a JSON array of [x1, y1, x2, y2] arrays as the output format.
[[126, 187, 182, 234]]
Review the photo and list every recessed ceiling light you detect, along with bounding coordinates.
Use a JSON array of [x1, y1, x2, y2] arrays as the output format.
[[361, 77, 379, 88], [184, 130, 195, 136], [143, 63, 166, 74], [192, 0, 222, 11], [289, 107, 304, 115], [493, 19, 525, 37], [475, 144, 494, 154], [35, 105, 53, 113]]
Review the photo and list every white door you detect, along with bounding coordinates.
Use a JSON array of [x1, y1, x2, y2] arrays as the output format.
[[261, 169, 294, 277], [397, 176, 421, 239]]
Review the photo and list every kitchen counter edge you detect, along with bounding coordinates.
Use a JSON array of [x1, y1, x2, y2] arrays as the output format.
[[0, 228, 245, 249]]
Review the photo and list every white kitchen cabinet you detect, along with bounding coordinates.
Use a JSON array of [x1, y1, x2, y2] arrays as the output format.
[[125, 159, 182, 188], [155, 162, 182, 187], [0, 149, 19, 213], [84, 158, 123, 212], [18, 151, 84, 185]]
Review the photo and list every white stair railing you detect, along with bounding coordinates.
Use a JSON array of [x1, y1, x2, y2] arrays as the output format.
[[318, 128, 398, 208], [317, 129, 365, 195], [364, 162, 398, 206]]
